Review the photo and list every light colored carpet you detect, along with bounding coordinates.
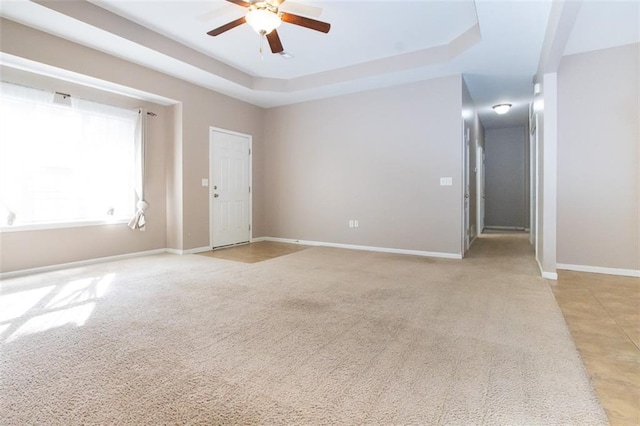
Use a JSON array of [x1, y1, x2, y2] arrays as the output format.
[[0, 233, 607, 425]]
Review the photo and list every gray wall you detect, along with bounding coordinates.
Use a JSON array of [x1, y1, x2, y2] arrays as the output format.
[[557, 42, 639, 271], [484, 126, 528, 229], [263, 75, 464, 256]]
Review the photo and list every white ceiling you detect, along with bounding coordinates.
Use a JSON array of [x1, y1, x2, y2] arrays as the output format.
[[0, 0, 638, 129], [564, 0, 640, 56], [95, 0, 480, 79]]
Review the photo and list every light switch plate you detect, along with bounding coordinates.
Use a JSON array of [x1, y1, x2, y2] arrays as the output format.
[[202, 179, 208, 187], [440, 177, 453, 186]]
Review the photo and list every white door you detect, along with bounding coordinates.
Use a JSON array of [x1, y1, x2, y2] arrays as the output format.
[[531, 115, 539, 251], [209, 128, 251, 248], [463, 126, 471, 253], [477, 145, 485, 234]]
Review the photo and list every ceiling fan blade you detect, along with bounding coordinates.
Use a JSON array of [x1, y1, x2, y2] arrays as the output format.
[[207, 16, 246, 36], [281, 12, 330, 33], [266, 30, 284, 54], [225, 0, 252, 7]]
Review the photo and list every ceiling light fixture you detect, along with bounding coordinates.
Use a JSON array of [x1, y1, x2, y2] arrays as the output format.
[[492, 103, 512, 115], [245, 5, 282, 35]]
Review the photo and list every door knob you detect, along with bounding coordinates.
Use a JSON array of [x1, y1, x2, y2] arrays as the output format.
[[214, 194, 219, 198]]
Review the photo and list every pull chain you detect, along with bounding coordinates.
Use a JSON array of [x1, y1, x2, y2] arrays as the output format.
[[259, 31, 265, 61]]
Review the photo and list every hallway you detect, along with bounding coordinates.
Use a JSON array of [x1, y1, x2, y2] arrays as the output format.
[[470, 231, 639, 425]]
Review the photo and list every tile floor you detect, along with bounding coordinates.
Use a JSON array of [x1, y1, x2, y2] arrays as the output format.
[[198, 241, 309, 263], [551, 271, 640, 426]]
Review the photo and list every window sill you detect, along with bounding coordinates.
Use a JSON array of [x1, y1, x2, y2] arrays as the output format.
[[0, 218, 131, 233]]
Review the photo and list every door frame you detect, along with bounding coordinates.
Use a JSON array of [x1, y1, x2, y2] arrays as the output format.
[[461, 124, 471, 255], [209, 126, 253, 248], [476, 144, 485, 236], [531, 115, 540, 255]]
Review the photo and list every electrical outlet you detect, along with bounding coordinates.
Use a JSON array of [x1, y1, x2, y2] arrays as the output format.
[[349, 220, 354, 228], [202, 179, 208, 187], [354, 220, 359, 228]]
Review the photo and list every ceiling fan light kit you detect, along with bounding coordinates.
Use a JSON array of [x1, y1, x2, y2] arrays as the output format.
[[245, 6, 281, 35], [207, 0, 331, 55]]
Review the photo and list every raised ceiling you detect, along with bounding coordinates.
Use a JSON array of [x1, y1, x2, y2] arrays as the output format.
[[95, 0, 480, 80], [0, 1, 638, 129]]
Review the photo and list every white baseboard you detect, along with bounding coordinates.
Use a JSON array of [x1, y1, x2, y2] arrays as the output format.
[[485, 226, 526, 231], [186, 246, 211, 254], [537, 258, 558, 280], [258, 237, 463, 260], [166, 246, 211, 255], [0, 248, 167, 280], [557, 263, 640, 278]]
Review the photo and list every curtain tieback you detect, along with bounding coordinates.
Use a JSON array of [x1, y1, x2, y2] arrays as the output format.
[[137, 200, 149, 212]]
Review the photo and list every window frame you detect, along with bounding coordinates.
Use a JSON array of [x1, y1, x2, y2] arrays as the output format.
[[0, 81, 140, 231], [0, 218, 130, 233]]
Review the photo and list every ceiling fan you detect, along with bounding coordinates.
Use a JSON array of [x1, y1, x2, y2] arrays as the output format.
[[207, 0, 331, 54]]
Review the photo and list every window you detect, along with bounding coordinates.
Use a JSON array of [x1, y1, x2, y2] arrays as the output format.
[[0, 81, 139, 229]]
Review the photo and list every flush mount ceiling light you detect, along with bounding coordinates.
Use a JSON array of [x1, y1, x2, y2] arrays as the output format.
[[245, 5, 281, 35], [492, 104, 512, 115]]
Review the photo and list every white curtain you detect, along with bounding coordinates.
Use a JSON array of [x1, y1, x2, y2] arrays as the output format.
[[0, 81, 138, 227], [0, 83, 53, 226], [128, 109, 149, 231], [0, 83, 54, 226]]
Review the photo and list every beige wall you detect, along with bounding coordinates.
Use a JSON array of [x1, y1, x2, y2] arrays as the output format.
[[165, 103, 183, 251], [557, 43, 640, 271], [0, 19, 476, 271], [0, 19, 265, 272], [263, 76, 464, 255], [0, 66, 169, 272], [0, 104, 168, 272]]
